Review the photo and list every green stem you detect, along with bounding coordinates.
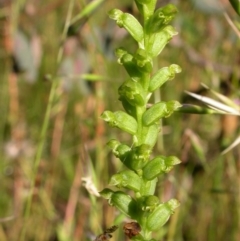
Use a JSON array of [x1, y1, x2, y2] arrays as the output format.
[[19, 74, 60, 241], [136, 106, 145, 144], [141, 73, 151, 91], [141, 215, 151, 240], [19, 1, 75, 240]]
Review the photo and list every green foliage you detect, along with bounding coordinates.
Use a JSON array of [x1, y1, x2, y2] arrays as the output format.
[[100, 1, 182, 240]]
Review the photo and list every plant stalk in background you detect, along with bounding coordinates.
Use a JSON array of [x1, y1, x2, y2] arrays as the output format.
[[101, 1, 181, 240]]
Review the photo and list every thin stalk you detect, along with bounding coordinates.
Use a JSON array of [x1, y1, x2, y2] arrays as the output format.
[[57, 0, 75, 65], [136, 106, 145, 144], [154, 88, 163, 151], [136, 74, 150, 145], [19, 0, 75, 240], [19, 78, 60, 241]]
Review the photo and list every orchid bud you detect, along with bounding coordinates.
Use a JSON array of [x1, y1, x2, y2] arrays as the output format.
[[107, 139, 121, 151], [107, 140, 131, 158], [165, 100, 182, 117], [109, 170, 142, 192], [121, 13, 144, 44], [109, 9, 144, 44], [135, 0, 157, 19], [116, 144, 131, 159], [140, 178, 157, 196], [120, 98, 137, 118], [99, 188, 114, 199], [122, 144, 151, 171], [142, 102, 167, 126], [141, 195, 159, 212], [142, 100, 181, 126], [162, 155, 181, 172], [147, 25, 178, 57], [142, 156, 166, 180], [133, 48, 153, 73], [146, 199, 180, 231], [142, 155, 180, 180], [110, 191, 138, 217], [108, 8, 123, 22], [115, 47, 128, 59], [142, 124, 160, 148], [119, 53, 143, 81], [149, 64, 182, 92], [119, 79, 146, 107], [147, 4, 178, 33], [101, 110, 138, 135]]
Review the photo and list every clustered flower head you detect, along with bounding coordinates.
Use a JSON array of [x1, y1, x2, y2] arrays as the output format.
[[100, 1, 182, 240]]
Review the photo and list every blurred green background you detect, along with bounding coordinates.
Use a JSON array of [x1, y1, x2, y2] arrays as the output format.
[[0, 0, 239, 240]]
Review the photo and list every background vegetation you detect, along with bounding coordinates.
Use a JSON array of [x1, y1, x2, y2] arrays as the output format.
[[0, 0, 239, 240]]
